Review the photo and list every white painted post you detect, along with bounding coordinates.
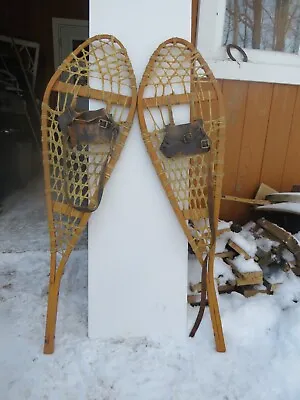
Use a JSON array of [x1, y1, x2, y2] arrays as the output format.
[[88, 0, 191, 341]]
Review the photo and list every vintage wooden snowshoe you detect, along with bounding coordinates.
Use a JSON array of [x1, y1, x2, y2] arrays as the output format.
[[41, 34, 137, 354], [137, 37, 226, 352]]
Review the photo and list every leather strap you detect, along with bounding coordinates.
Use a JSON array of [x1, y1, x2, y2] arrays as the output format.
[[60, 100, 119, 213], [189, 148, 216, 337], [59, 106, 116, 147], [62, 125, 118, 213], [189, 7, 216, 333]]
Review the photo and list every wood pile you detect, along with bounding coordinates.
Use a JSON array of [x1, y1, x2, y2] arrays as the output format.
[[188, 218, 300, 304]]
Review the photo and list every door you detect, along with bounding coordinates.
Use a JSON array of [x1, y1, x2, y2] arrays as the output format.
[[52, 18, 89, 110], [52, 18, 89, 69]]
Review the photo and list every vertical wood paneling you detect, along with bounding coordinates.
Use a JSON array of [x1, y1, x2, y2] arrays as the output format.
[[260, 84, 298, 190], [280, 87, 300, 191], [220, 80, 248, 221], [219, 80, 300, 223], [235, 82, 273, 197], [231, 82, 273, 221]]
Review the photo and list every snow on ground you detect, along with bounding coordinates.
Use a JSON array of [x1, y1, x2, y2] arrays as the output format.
[[188, 257, 236, 287], [2, 176, 300, 399], [0, 176, 87, 253]]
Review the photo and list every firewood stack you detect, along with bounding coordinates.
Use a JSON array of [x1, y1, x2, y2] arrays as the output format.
[[188, 217, 300, 304]]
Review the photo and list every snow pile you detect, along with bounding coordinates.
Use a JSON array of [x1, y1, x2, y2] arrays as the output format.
[[188, 256, 236, 287], [214, 257, 236, 285], [255, 235, 278, 252], [218, 220, 232, 230], [215, 230, 233, 253], [231, 255, 262, 274], [3, 177, 300, 399], [264, 266, 288, 285], [2, 249, 300, 399], [273, 270, 300, 309], [188, 257, 202, 286], [282, 248, 295, 263], [231, 231, 257, 257]]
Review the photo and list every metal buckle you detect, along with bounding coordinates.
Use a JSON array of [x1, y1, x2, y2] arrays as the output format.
[[183, 132, 193, 144], [201, 138, 210, 149], [98, 118, 110, 129]]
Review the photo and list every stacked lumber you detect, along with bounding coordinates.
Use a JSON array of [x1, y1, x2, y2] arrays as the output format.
[[188, 218, 299, 304]]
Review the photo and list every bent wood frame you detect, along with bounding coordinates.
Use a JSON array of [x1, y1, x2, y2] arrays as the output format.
[[41, 34, 137, 354], [137, 37, 226, 352]]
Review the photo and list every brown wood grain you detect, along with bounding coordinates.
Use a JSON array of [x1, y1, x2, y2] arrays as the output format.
[[52, 81, 132, 106], [217, 80, 299, 222], [143, 90, 217, 108], [260, 84, 298, 190], [191, 0, 200, 47], [230, 82, 273, 222], [219, 80, 248, 221], [280, 86, 300, 191], [236, 82, 273, 197]]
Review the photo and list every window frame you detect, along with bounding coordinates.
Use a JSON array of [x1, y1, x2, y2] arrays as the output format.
[[197, 0, 300, 85]]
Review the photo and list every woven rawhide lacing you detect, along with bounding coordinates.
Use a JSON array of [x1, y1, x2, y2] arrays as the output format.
[[41, 34, 137, 354], [42, 35, 136, 255], [138, 37, 226, 352], [140, 40, 225, 254]]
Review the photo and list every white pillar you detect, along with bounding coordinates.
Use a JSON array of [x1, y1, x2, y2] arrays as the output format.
[[88, 0, 191, 341]]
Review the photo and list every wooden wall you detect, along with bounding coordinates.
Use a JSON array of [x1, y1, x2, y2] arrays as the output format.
[[219, 79, 300, 223]]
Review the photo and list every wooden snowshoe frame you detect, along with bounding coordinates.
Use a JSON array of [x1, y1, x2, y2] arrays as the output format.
[[41, 34, 137, 354], [137, 37, 226, 352]]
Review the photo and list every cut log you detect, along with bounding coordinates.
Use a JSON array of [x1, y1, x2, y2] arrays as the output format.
[[239, 285, 268, 298], [221, 195, 271, 206], [227, 239, 252, 260], [256, 218, 300, 268], [225, 258, 263, 286], [215, 250, 236, 259]]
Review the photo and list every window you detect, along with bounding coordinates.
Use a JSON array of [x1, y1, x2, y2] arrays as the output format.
[[197, 0, 300, 85], [223, 0, 300, 53]]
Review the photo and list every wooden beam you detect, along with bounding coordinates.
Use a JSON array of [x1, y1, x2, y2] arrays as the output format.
[[227, 239, 252, 260], [142, 91, 216, 109], [52, 81, 132, 106], [221, 195, 271, 205], [191, 0, 201, 47]]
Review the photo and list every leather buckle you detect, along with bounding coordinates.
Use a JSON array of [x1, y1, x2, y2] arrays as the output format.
[[201, 138, 210, 149], [98, 118, 110, 129]]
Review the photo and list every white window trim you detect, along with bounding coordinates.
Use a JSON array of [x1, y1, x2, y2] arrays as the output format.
[[197, 0, 300, 85]]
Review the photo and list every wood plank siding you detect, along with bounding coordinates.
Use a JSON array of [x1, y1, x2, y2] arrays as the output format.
[[220, 80, 300, 223]]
